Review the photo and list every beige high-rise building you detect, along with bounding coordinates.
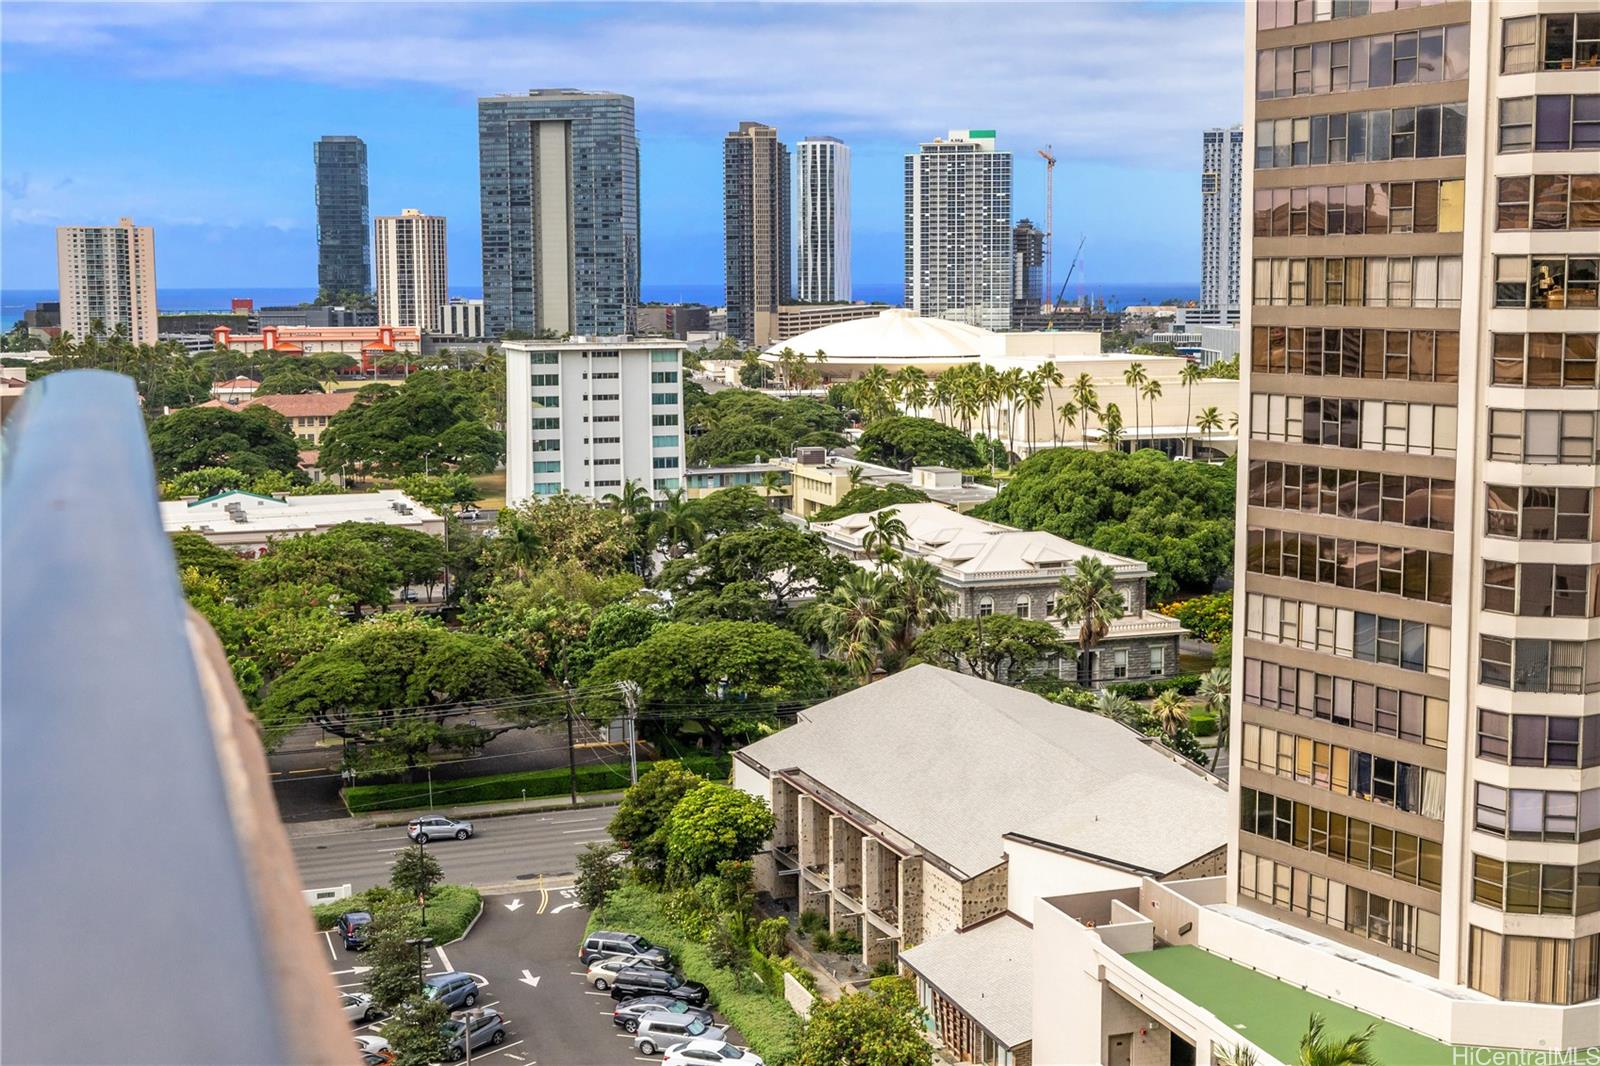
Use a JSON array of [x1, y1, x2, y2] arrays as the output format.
[[374, 209, 448, 332], [724, 122, 790, 349], [55, 218, 157, 345]]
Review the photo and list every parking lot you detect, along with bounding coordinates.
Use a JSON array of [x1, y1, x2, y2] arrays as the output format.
[[325, 884, 743, 1065]]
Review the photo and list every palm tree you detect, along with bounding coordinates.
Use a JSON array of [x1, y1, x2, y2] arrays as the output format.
[[1019, 370, 1046, 454], [857, 366, 893, 422], [817, 569, 902, 686], [1197, 666, 1232, 772], [1035, 361, 1064, 444], [651, 489, 703, 559], [1068, 373, 1099, 443], [1092, 689, 1141, 726], [603, 479, 656, 574], [1123, 362, 1149, 445], [952, 378, 981, 435], [1101, 402, 1125, 451], [895, 366, 929, 414], [888, 557, 953, 664], [846, 464, 866, 490], [1140, 378, 1163, 450], [862, 510, 909, 563], [1179, 361, 1203, 458], [1216, 1044, 1260, 1066], [1297, 1013, 1378, 1066], [1054, 556, 1127, 684], [1152, 690, 1190, 738], [1196, 406, 1224, 461], [1056, 400, 1078, 448], [931, 372, 954, 426]]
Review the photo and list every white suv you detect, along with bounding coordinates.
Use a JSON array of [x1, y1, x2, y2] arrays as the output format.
[[663, 1038, 763, 1066]]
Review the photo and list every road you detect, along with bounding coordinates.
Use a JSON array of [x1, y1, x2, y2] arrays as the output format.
[[292, 806, 617, 893]]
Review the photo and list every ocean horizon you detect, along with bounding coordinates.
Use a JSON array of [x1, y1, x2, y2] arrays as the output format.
[[3, 280, 1200, 332]]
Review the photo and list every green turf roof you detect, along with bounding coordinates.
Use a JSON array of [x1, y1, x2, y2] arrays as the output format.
[[1121, 945, 1456, 1065]]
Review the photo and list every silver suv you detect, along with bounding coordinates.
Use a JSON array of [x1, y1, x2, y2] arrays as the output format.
[[407, 815, 474, 843], [634, 1012, 725, 1056]]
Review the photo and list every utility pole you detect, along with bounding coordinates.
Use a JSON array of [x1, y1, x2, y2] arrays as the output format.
[[564, 680, 578, 806], [618, 681, 641, 786], [1037, 146, 1056, 313]]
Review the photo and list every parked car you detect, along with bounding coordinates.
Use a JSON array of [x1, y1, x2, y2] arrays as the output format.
[[421, 971, 479, 1010], [340, 991, 379, 1024], [354, 1035, 390, 1055], [662, 1039, 763, 1066], [611, 997, 713, 1033], [579, 930, 671, 967], [607, 967, 709, 1006], [633, 1012, 726, 1056], [587, 952, 669, 991], [458, 508, 482, 521], [360, 1053, 393, 1066], [441, 1008, 507, 1061], [398, 589, 420, 603], [407, 815, 474, 843], [336, 911, 372, 950]]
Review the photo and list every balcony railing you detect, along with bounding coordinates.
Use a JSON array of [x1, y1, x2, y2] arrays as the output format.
[[1, 372, 353, 1064]]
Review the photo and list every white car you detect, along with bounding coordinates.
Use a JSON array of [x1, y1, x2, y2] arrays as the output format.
[[663, 1039, 763, 1066], [340, 991, 379, 1023], [354, 1035, 390, 1055], [587, 952, 668, 990]]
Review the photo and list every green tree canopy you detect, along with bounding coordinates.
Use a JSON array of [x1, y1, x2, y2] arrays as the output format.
[[795, 976, 932, 1066], [487, 496, 637, 578], [146, 405, 303, 479], [317, 370, 503, 478], [808, 482, 930, 523], [974, 448, 1235, 600], [254, 364, 326, 396], [170, 531, 244, 585], [607, 760, 708, 880], [663, 781, 775, 885], [856, 415, 982, 470], [686, 390, 847, 465], [913, 616, 1072, 682], [656, 524, 849, 621], [246, 525, 407, 614], [696, 486, 781, 537]]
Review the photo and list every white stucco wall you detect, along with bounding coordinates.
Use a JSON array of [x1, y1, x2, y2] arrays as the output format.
[[1004, 840, 1143, 916]]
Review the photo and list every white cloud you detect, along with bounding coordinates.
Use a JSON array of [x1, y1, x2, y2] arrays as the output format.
[[2, 1, 1244, 166]]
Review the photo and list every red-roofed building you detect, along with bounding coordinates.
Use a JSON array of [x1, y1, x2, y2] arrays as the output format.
[[209, 324, 420, 373], [198, 390, 355, 446]]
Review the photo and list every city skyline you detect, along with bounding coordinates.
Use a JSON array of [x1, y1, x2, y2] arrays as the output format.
[[0, 2, 1241, 293]]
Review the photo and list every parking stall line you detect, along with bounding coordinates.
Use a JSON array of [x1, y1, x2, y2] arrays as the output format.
[[322, 931, 337, 960], [434, 945, 453, 973], [583, 990, 610, 997]]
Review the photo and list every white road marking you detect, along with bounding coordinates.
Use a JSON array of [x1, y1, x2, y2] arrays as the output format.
[[322, 931, 337, 960], [549, 902, 581, 915], [568, 972, 588, 977], [518, 969, 540, 988], [504, 898, 524, 912], [434, 945, 453, 973], [330, 965, 373, 976], [584, 990, 610, 997], [559, 828, 601, 834]]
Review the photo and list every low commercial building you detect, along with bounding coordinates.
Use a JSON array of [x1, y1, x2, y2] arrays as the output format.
[[209, 377, 259, 404], [160, 489, 442, 554], [775, 302, 889, 342], [683, 454, 995, 517], [209, 325, 420, 373], [197, 391, 355, 445], [813, 502, 1184, 685], [735, 666, 1227, 1066], [503, 337, 687, 503], [257, 305, 378, 329]]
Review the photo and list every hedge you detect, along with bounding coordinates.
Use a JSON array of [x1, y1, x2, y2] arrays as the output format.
[[312, 884, 482, 944], [1105, 673, 1202, 700], [343, 754, 731, 813], [590, 884, 801, 1065], [1188, 710, 1219, 737]]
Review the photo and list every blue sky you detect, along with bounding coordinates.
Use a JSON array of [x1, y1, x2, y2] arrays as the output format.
[[1, 2, 1243, 294]]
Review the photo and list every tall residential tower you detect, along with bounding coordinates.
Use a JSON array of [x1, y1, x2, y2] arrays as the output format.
[[478, 90, 640, 338], [314, 136, 371, 297], [1011, 218, 1045, 329], [373, 209, 448, 333], [723, 122, 791, 348], [55, 218, 158, 345], [904, 130, 1013, 330], [1200, 125, 1244, 319], [796, 136, 851, 303]]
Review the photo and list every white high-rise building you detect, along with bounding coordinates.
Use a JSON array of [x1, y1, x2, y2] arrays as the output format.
[[55, 218, 158, 344], [796, 137, 851, 303], [504, 338, 686, 505], [439, 298, 485, 339], [374, 209, 448, 332], [1200, 126, 1244, 318], [905, 130, 1013, 330]]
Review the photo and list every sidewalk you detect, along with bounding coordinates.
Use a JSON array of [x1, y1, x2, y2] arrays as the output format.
[[283, 789, 626, 837]]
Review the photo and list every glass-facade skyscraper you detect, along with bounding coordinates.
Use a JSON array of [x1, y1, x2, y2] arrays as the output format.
[[314, 135, 371, 297], [477, 90, 640, 339]]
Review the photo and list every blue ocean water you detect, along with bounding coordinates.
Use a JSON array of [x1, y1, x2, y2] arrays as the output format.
[[3, 280, 1198, 331]]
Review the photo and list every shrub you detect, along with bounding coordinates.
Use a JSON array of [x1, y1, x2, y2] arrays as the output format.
[[799, 910, 828, 937], [831, 932, 862, 956], [1188, 710, 1219, 737], [575, 842, 624, 910], [811, 930, 833, 953], [591, 884, 801, 1064], [871, 959, 898, 978], [774, 955, 816, 992], [311, 884, 481, 945], [756, 917, 791, 957], [1160, 591, 1233, 645]]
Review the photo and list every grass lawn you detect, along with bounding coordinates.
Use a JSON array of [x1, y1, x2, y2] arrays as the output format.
[[312, 884, 482, 944], [1123, 945, 1456, 1065], [343, 754, 730, 813], [470, 471, 506, 509]]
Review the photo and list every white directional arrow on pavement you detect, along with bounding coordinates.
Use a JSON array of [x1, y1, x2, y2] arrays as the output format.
[[504, 898, 524, 912], [549, 902, 581, 915], [330, 965, 373, 976], [518, 969, 541, 988]]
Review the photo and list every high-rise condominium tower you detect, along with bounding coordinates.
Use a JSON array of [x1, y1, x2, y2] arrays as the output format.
[[1240, 0, 1600, 1013], [478, 90, 640, 339], [1011, 218, 1045, 329], [904, 130, 1013, 330], [374, 209, 448, 332], [723, 122, 791, 348], [314, 136, 371, 297], [1201, 125, 1244, 317], [796, 136, 851, 303], [55, 217, 157, 345]]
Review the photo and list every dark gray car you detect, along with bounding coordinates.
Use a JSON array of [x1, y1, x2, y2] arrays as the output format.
[[580, 930, 671, 967], [442, 1008, 506, 1060], [612, 997, 713, 1033], [422, 971, 479, 1010]]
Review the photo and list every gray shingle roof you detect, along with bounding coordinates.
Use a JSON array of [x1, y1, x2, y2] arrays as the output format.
[[737, 664, 1227, 878], [899, 915, 1033, 1048]]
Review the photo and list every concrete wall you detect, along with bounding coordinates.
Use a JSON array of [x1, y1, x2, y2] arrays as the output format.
[[900, 857, 925, 946], [1005, 841, 1143, 915], [961, 863, 1009, 928], [921, 862, 965, 944]]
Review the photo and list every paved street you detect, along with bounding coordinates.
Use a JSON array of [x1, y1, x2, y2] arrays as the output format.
[[293, 807, 616, 893]]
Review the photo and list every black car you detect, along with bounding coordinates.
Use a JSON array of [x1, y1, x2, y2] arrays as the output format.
[[608, 967, 709, 1006], [580, 931, 672, 967], [337, 911, 373, 950], [611, 997, 714, 1034]]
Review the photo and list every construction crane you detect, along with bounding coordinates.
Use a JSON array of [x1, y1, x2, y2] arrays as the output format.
[[1037, 147, 1056, 313], [1045, 235, 1088, 330]]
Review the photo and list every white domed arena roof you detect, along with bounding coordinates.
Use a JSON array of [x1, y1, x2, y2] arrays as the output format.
[[763, 308, 1004, 364]]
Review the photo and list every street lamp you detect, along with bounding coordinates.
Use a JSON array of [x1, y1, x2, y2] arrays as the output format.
[[405, 935, 435, 991]]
